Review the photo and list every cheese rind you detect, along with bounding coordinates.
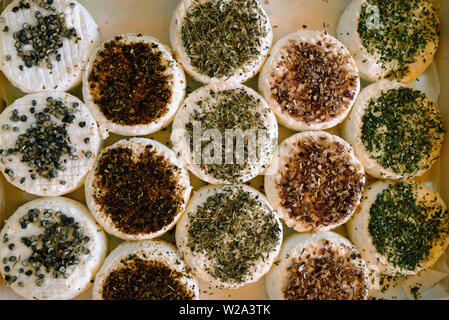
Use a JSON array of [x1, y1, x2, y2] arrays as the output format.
[[0, 92, 101, 196], [170, 0, 272, 84], [0, 197, 107, 300], [85, 137, 191, 241], [0, 0, 99, 93], [92, 239, 199, 300]]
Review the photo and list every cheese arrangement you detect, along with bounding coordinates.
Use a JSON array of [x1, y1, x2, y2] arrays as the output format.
[[0, 0, 447, 301]]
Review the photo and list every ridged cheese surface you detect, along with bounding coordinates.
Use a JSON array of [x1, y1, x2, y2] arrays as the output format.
[[0, 0, 99, 93], [85, 138, 191, 241], [92, 240, 199, 300], [0, 92, 101, 196], [82, 34, 186, 138], [0, 197, 107, 300]]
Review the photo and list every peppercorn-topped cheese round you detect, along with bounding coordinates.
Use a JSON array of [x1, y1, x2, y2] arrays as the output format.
[[171, 82, 278, 184], [92, 240, 199, 300], [265, 232, 369, 300], [0, 0, 99, 93], [82, 33, 186, 138], [170, 0, 272, 84], [85, 138, 191, 241], [176, 184, 283, 289], [336, 0, 440, 83], [0, 92, 101, 196], [348, 181, 449, 276], [343, 81, 445, 180], [258, 30, 360, 131], [265, 131, 365, 233], [0, 197, 107, 300]]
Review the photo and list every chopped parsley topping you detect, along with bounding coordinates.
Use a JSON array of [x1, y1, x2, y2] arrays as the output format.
[[361, 87, 444, 177], [368, 182, 449, 272], [358, 0, 439, 80]]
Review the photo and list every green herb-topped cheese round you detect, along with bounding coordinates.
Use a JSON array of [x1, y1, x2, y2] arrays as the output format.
[[343, 80, 445, 180], [348, 181, 449, 276]]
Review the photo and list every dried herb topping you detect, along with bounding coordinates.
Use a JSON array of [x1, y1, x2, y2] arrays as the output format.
[[88, 36, 173, 126], [184, 88, 271, 182], [92, 144, 186, 235], [101, 255, 195, 300], [368, 182, 449, 271], [284, 240, 367, 300], [271, 38, 358, 124], [358, 0, 439, 80], [187, 186, 281, 284], [2, 208, 91, 288], [277, 135, 364, 231], [361, 87, 444, 176], [181, 0, 269, 78]]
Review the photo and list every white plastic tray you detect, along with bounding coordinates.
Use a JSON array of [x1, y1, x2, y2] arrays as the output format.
[[0, 0, 448, 300]]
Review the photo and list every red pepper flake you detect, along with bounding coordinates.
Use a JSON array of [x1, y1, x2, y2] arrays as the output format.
[[101, 254, 195, 300], [88, 37, 173, 126], [92, 145, 186, 235]]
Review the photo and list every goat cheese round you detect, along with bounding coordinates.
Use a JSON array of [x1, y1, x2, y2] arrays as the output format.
[[265, 232, 369, 300], [176, 184, 283, 289], [0, 92, 101, 196], [0, 0, 99, 93], [171, 82, 277, 184], [258, 30, 360, 131], [265, 131, 365, 233], [85, 138, 191, 241], [0, 197, 107, 300], [336, 0, 440, 83], [343, 80, 445, 180], [347, 181, 449, 276]]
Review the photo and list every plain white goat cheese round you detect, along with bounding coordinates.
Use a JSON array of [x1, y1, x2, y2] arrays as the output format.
[[82, 33, 186, 138]]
